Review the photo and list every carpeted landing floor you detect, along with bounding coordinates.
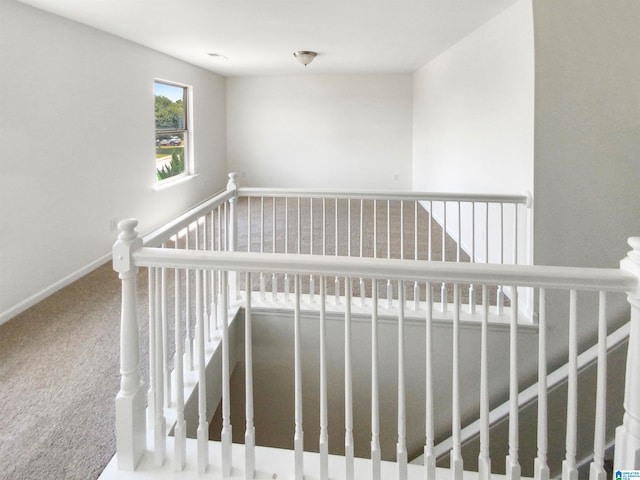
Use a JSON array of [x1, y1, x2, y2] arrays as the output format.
[[0, 263, 150, 480]]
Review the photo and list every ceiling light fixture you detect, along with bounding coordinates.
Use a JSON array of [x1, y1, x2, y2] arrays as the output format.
[[293, 51, 317, 67]]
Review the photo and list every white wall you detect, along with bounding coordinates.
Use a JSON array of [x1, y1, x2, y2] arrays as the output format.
[[0, 0, 227, 323], [530, 4, 640, 459], [532, 0, 640, 270], [226, 74, 413, 190], [412, 0, 534, 195]]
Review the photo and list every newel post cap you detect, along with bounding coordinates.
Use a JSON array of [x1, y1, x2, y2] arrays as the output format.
[[227, 172, 239, 191], [113, 218, 143, 274], [627, 237, 640, 264]]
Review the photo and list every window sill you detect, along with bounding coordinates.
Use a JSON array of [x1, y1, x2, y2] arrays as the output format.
[[153, 173, 199, 191]]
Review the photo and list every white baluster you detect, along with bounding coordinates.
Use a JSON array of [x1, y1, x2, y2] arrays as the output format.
[[224, 202, 228, 251], [414, 201, 420, 311], [294, 274, 304, 480], [154, 267, 166, 466], [497, 285, 505, 316], [499, 203, 504, 265], [272, 196, 276, 251], [397, 281, 408, 480], [471, 201, 476, 263], [215, 209, 222, 332], [345, 277, 354, 480], [285, 197, 290, 302], [400, 200, 404, 260], [441, 203, 448, 313], [147, 268, 156, 432], [385, 200, 391, 260], [371, 280, 381, 480], [424, 283, 436, 480], [227, 172, 238, 253], [442, 201, 447, 263], [185, 227, 194, 370], [161, 261, 171, 408], [153, 268, 166, 466], [319, 277, 329, 480], [113, 219, 146, 471], [373, 200, 378, 259], [535, 288, 550, 480], [469, 202, 476, 314], [174, 267, 186, 471], [360, 199, 364, 259], [310, 197, 314, 255], [479, 285, 491, 480], [335, 199, 339, 305], [272, 198, 277, 302], [335, 275, 340, 307], [201, 218, 209, 341], [297, 197, 301, 255], [562, 290, 578, 480], [209, 210, 218, 341], [427, 200, 432, 262], [590, 291, 607, 480], [506, 285, 521, 480], [221, 270, 232, 476], [245, 272, 255, 479], [348, 199, 352, 257], [310, 198, 315, 304], [456, 201, 461, 263], [247, 197, 252, 252], [451, 284, 463, 480], [196, 269, 208, 474], [335, 198, 339, 256], [360, 199, 365, 307], [260, 197, 265, 300], [497, 205, 505, 315], [323, 198, 327, 256], [441, 282, 447, 313], [513, 203, 519, 265], [285, 197, 289, 254]]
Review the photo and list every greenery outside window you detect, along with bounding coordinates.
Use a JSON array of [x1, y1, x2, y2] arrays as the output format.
[[155, 80, 189, 182]]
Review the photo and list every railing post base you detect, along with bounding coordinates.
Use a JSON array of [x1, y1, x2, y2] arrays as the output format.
[[614, 421, 640, 469], [115, 386, 147, 470]]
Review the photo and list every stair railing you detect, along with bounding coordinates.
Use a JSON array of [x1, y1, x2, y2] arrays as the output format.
[[113, 217, 640, 480], [235, 185, 533, 317]]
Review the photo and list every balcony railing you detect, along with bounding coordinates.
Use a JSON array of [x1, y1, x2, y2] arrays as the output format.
[[106, 174, 640, 480]]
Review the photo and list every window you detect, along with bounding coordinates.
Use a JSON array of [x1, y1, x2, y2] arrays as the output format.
[[155, 80, 189, 182]]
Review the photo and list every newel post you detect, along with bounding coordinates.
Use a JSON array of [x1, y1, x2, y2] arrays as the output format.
[[615, 237, 640, 469], [112, 218, 146, 470]]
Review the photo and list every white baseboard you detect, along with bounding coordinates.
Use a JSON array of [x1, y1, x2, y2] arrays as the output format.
[[0, 252, 112, 326]]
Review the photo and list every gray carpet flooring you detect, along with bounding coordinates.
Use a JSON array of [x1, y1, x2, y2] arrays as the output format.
[[0, 263, 150, 480]]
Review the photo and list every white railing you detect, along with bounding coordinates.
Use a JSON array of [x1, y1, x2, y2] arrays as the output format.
[[237, 183, 532, 318], [112, 204, 640, 480], [145, 174, 532, 320]]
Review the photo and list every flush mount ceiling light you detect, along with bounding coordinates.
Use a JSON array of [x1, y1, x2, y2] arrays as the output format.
[[293, 51, 317, 67]]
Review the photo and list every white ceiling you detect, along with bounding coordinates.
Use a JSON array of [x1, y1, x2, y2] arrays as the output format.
[[17, 0, 518, 77]]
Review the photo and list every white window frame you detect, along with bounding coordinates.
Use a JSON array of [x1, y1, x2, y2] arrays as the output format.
[[154, 79, 193, 185]]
